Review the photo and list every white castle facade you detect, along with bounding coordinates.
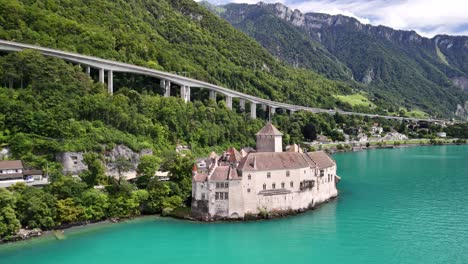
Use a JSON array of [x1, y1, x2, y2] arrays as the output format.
[[191, 123, 339, 220]]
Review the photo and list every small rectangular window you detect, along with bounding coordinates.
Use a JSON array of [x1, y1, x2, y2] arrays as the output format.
[[215, 192, 219, 200], [320, 170, 324, 177], [290, 182, 293, 188], [248, 174, 251, 180], [224, 192, 229, 200], [281, 182, 285, 188], [201, 193, 206, 200], [267, 172, 271, 178], [286, 171, 290, 177], [225, 182, 229, 188], [247, 188, 251, 193], [272, 183, 276, 189], [216, 183, 220, 188]]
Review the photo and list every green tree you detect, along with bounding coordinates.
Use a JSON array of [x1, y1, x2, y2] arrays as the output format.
[[14, 187, 57, 229], [164, 153, 194, 202], [81, 189, 110, 221], [114, 156, 133, 183], [0, 189, 21, 240], [145, 181, 183, 213], [56, 198, 86, 225], [81, 153, 106, 187], [303, 123, 317, 141], [136, 155, 161, 189], [46, 175, 88, 200]]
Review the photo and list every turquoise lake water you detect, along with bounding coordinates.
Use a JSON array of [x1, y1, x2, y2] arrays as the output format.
[[1, 145, 467, 264]]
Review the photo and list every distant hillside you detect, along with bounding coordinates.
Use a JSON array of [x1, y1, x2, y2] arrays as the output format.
[[0, 0, 356, 110], [205, 1, 468, 119]]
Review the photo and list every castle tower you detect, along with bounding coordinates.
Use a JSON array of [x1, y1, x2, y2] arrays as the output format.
[[256, 123, 283, 152]]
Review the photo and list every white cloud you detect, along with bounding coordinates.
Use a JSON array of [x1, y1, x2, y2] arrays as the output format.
[[200, 0, 468, 37]]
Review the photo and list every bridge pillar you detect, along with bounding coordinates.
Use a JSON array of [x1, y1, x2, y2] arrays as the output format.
[[239, 99, 245, 111], [160, 80, 171, 97], [165, 80, 171, 97], [181, 86, 190, 103], [250, 102, 257, 119], [209, 90, 217, 101], [99, 68, 105, 84], [225, 96, 233, 110], [85, 66, 91, 76], [270, 107, 276, 115], [107, 70, 113, 95], [160, 80, 165, 91]]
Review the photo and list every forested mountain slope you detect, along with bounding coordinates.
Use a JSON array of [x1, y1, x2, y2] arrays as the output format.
[[0, 0, 355, 109], [207, 2, 468, 119]]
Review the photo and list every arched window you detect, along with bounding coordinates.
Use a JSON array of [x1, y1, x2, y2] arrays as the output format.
[[272, 183, 276, 189], [263, 184, 266, 190]]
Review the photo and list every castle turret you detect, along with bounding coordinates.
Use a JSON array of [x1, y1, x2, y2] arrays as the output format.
[[256, 123, 283, 152]]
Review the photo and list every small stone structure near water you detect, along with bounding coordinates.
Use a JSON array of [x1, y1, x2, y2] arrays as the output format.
[[191, 123, 339, 220]]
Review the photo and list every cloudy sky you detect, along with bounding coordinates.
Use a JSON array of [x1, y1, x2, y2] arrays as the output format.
[[199, 0, 468, 37]]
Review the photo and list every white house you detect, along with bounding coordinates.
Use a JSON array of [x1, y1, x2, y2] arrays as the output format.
[[191, 123, 339, 220]]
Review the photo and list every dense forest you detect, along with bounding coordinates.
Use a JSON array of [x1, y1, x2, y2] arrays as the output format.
[[0, 0, 361, 111]]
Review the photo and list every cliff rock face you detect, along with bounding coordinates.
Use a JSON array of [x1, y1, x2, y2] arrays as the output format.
[[211, 2, 468, 118], [57, 145, 152, 179], [455, 101, 468, 121]]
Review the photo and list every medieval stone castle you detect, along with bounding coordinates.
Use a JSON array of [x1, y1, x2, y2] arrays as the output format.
[[191, 123, 339, 220]]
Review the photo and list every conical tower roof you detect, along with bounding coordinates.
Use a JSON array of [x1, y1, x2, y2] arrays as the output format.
[[256, 122, 283, 136]]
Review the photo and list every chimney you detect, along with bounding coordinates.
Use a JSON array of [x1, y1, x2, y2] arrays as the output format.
[[192, 164, 198, 177]]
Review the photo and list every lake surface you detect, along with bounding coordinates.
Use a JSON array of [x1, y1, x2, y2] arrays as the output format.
[[1, 145, 467, 264]]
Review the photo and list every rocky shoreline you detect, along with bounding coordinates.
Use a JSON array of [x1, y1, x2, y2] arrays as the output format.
[[180, 196, 339, 222], [0, 217, 140, 245]]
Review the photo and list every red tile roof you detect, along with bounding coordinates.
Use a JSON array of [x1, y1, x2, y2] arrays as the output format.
[[210, 166, 230, 181], [227, 147, 242, 163], [238, 152, 311, 171], [193, 172, 208, 182], [306, 151, 335, 168]]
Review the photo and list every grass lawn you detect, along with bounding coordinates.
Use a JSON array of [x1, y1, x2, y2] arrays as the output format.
[[334, 93, 376, 108]]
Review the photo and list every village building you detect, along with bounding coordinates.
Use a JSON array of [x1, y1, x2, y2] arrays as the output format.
[[371, 123, 383, 137], [191, 123, 339, 220], [0, 160, 47, 188]]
